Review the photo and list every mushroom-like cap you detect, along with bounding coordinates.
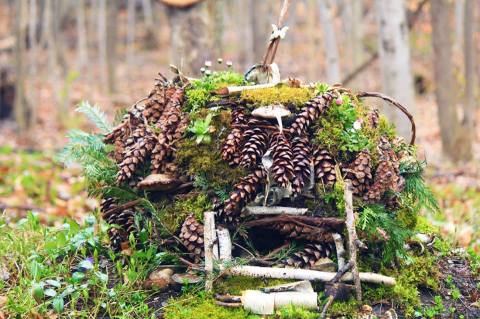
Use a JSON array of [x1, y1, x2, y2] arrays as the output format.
[[172, 273, 202, 285], [161, 0, 202, 8], [251, 104, 292, 119], [136, 174, 182, 191]]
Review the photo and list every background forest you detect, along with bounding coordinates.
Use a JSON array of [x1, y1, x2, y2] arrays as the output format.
[[0, 0, 479, 318]]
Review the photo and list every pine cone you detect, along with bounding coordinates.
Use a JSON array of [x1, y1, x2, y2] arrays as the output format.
[[101, 198, 136, 251], [272, 221, 335, 243], [291, 136, 312, 194], [290, 92, 334, 136], [364, 137, 404, 202], [117, 125, 156, 184], [240, 127, 269, 169], [221, 107, 247, 166], [367, 109, 380, 128], [343, 150, 373, 196], [217, 169, 266, 225], [179, 214, 204, 262], [313, 148, 336, 187], [270, 132, 295, 188], [142, 83, 178, 123], [280, 243, 333, 268]]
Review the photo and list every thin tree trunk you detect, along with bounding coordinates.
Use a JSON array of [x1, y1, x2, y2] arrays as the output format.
[[462, 0, 475, 160], [166, 2, 210, 76], [106, 0, 118, 94], [76, 0, 88, 70], [207, 0, 224, 59], [127, 0, 136, 63], [97, 0, 107, 89], [455, 0, 465, 54], [376, 0, 415, 140], [28, 0, 37, 76], [307, 0, 318, 81], [142, 0, 157, 48], [342, 0, 363, 87], [431, 0, 471, 162], [318, 0, 341, 83], [14, 0, 29, 130]]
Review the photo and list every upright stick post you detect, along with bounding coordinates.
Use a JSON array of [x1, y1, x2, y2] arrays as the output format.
[[344, 181, 362, 302], [204, 211, 217, 291]]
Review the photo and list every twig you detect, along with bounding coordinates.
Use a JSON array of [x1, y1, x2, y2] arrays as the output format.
[[262, 0, 292, 66], [215, 301, 242, 308], [344, 182, 362, 302], [357, 91, 416, 145], [243, 215, 344, 230], [204, 211, 217, 291], [102, 199, 142, 216]]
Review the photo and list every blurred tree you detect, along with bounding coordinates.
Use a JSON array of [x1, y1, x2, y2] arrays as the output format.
[[142, 0, 158, 48], [207, 0, 224, 58], [106, 0, 118, 94], [341, 0, 363, 87], [376, 0, 415, 141], [431, 0, 472, 161], [165, 1, 210, 76], [97, 0, 107, 88], [28, 0, 38, 76], [463, 0, 475, 158], [250, 0, 272, 63], [127, 0, 136, 63], [14, 0, 30, 130], [318, 0, 341, 83], [76, 0, 88, 70]]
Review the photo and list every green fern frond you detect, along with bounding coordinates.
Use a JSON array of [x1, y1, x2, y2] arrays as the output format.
[[76, 101, 112, 134]]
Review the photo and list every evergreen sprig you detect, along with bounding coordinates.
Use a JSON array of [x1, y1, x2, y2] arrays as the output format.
[[76, 101, 112, 134]]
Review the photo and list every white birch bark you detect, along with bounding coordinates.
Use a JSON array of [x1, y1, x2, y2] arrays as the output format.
[[375, 0, 415, 140], [318, 0, 341, 83]]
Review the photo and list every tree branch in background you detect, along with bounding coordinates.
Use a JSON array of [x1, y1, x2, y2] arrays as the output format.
[[342, 0, 429, 85]]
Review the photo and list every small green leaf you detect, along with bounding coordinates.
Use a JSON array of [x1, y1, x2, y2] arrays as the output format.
[[44, 288, 57, 297], [45, 279, 61, 288], [72, 272, 85, 283], [52, 297, 64, 313], [32, 282, 45, 302]]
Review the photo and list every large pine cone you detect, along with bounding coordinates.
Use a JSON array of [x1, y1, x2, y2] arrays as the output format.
[[313, 148, 336, 187], [240, 127, 268, 169], [364, 137, 404, 202], [142, 83, 177, 123], [270, 132, 295, 188], [117, 125, 156, 184], [221, 107, 247, 166], [101, 198, 136, 251], [291, 136, 312, 194], [179, 214, 204, 262], [290, 93, 334, 136], [343, 150, 373, 196], [280, 243, 333, 268], [216, 169, 266, 225]]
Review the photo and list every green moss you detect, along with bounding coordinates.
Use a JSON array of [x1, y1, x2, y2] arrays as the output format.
[[276, 304, 318, 319], [328, 299, 360, 317], [396, 208, 418, 230], [163, 292, 258, 319], [159, 193, 212, 233], [214, 276, 293, 296], [241, 86, 315, 108]]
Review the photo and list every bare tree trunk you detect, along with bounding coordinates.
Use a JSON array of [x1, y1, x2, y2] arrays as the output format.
[[455, 0, 465, 54], [28, 0, 37, 76], [318, 0, 341, 83], [376, 0, 415, 141], [106, 0, 118, 94], [207, 0, 224, 59], [342, 0, 363, 87], [126, 0, 136, 63], [142, 0, 157, 49], [462, 0, 475, 160], [76, 0, 88, 70], [97, 0, 107, 89], [14, 0, 30, 130], [166, 2, 210, 76], [431, 0, 471, 162]]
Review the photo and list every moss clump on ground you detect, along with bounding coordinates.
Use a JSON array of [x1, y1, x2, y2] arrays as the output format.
[[163, 293, 258, 319], [328, 299, 360, 317], [158, 193, 212, 233], [276, 304, 318, 319], [240, 86, 315, 108]]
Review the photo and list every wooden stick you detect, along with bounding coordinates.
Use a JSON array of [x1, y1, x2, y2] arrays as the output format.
[[344, 182, 362, 302], [213, 83, 277, 96], [332, 233, 346, 270], [226, 265, 395, 286], [244, 206, 308, 216], [204, 211, 217, 291], [243, 215, 344, 230]]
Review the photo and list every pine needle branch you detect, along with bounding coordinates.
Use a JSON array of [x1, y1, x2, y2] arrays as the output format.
[[76, 101, 113, 134]]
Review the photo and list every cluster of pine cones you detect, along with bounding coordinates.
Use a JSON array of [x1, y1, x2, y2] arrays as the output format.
[[100, 76, 189, 250]]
